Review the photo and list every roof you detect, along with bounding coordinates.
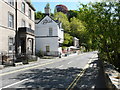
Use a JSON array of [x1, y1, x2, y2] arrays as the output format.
[[35, 15, 61, 24], [25, 0, 36, 11]]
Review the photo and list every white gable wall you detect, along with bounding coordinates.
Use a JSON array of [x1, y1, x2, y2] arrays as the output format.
[[35, 15, 64, 56]]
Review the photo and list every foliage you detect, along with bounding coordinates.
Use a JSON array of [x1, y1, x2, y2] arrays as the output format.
[[77, 1, 120, 71], [36, 49, 44, 57], [62, 33, 73, 47], [67, 10, 79, 21], [35, 11, 45, 20], [54, 12, 70, 33]]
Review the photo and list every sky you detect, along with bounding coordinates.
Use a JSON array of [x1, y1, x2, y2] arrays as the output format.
[[31, 0, 101, 13]]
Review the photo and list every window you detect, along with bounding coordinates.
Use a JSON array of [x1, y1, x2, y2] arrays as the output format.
[[8, 13, 14, 28], [8, 0, 14, 6], [28, 39, 32, 51], [8, 37, 14, 52], [29, 24, 31, 29], [21, 19, 25, 27], [46, 46, 50, 52], [28, 9, 31, 19], [49, 28, 53, 36], [21, 2, 25, 13]]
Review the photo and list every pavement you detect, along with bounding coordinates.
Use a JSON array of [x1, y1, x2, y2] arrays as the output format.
[[0, 51, 109, 89], [104, 62, 120, 89]]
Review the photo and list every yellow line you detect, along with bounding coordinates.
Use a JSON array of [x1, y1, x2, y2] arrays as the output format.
[[0, 54, 79, 77], [66, 54, 96, 90], [0, 59, 66, 77]]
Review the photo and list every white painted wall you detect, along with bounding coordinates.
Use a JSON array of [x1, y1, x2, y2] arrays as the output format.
[[35, 15, 64, 56]]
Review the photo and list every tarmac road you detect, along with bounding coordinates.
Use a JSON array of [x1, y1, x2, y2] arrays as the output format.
[[0, 51, 98, 89]]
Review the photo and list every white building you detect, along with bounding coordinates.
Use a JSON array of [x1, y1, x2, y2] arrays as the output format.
[[35, 5, 64, 56], [73, 37, 79, 48], [35, 16, 64, 56]]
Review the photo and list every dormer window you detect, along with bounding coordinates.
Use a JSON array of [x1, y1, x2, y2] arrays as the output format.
[[21, 2, 25, 13]]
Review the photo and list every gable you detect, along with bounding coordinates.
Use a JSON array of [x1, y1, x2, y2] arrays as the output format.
[[37, 15, 57, 25]]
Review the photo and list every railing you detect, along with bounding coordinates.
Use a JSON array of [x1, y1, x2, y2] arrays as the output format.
[[0, 53, 38, 66]]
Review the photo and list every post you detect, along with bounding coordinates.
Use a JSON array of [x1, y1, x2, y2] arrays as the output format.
[[1, 53, 3, 65]]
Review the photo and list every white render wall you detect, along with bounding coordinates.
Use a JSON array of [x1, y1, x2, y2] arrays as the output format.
[[35, 16, 58, 36], [36, 38, 58, 52], [35, 16, 64, 55]]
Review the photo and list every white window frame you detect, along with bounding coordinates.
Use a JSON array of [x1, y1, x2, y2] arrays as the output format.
[[8, 37, 14, 52], [8, 12, 14, 28], [8, 0, 14, 6], [21, 2, 25, 13], [28, 9, 31, 19], [49, 28, 53, 36]]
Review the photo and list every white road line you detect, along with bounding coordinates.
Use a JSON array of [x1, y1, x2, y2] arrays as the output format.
[[68, 61, 72, 64], [1, 78, 29, 89], [57, 65, 63, 68]]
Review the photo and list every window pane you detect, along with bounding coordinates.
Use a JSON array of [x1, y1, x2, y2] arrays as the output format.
[[8, 13, 14, 28], [46, 46, 50, 52], [8, 0, 14, 6], [29, 9, 31, 19], [21, 2, 25, 13], [8, 37, 13, 51], [49, 28, 53, 36]]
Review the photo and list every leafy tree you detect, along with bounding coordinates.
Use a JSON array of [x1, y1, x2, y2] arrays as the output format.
[[62, 33, 73, 47], [54, 12, 70, 33], [35, 11, 45, 20], [67, 10, 79, 21], [77, 1, 120, 71]]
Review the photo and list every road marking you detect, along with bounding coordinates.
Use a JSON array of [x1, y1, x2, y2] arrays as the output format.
[[68, 61, 72, 64], [1, 78, 29, 89], [0, 60, 65, 77], [66, 54, 96, 90], [57, 65, 63, 68], [0, 53, 81, 77]]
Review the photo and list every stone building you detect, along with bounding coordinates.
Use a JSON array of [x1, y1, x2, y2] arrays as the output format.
[[0, 0, 36, 56]]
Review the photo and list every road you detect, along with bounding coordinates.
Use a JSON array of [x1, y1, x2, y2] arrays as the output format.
[[0, 51, 98, 89]]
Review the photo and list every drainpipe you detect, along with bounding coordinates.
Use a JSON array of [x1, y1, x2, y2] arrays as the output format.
[[14, 0, 18, 65]]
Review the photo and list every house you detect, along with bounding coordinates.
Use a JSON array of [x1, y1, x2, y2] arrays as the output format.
[[0, 0, 35, 63], [35, 5, 64, 56], [73, 37, 79, 48]]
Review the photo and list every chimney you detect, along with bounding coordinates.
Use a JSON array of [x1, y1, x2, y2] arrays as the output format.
[[44, 3, 51, 16]]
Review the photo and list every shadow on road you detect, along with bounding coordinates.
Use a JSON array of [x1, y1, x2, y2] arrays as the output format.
[[74, 59, 108, 90], [11, 67, 83, 89]]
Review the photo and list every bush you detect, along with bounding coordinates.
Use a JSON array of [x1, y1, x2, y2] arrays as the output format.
[[36, 50, 44, 57]]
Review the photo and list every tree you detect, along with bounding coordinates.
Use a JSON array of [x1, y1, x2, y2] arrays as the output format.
[[54, 12, 70, 33], [35, 11, 45, 20], [62, 33, 73, 47], [77, 2, 120, 71], [69, 17, 90, 50], [67, 10, 79, 21]]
